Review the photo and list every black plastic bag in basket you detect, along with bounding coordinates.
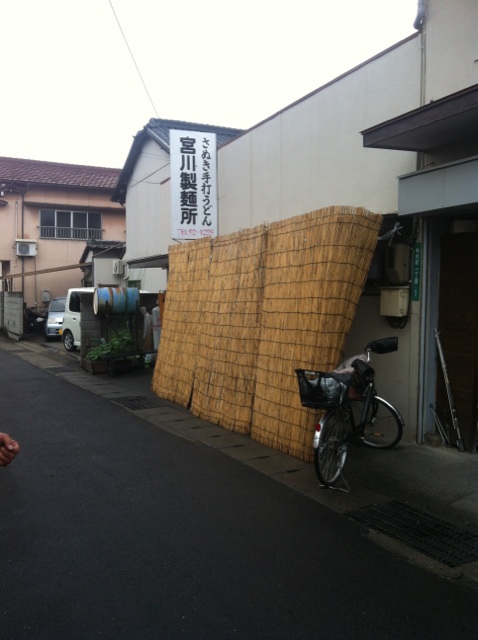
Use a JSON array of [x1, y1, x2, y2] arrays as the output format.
[[295, 369, 350, 408]]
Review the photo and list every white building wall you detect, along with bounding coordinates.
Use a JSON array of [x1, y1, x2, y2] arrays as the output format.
[[218, 36, 421, 234], [124, 138, 172, 262], [426, 0, 478, 100], [217, 135, 253, 232], [124, 137, 170, 291]]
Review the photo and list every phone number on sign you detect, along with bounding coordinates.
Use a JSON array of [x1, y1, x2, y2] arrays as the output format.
[[175, 228, 216, 237]]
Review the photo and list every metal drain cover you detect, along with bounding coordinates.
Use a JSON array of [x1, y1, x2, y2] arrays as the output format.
[[348, 501, 478, 567], [113, 396, 165, 410]]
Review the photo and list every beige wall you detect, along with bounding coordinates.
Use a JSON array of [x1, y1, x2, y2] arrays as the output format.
[[1, 185, 125, 309]]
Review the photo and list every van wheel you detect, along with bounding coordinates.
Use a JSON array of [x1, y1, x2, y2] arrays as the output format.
[[63, 330, 76, 352]]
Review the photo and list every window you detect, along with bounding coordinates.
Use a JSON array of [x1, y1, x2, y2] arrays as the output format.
[[40, 209, 102, 240], [69, 292, 82, 312]]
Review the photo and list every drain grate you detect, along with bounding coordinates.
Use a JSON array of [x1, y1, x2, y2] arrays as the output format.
[[113, 396, 165, 410], [348, 501, 478, 567]]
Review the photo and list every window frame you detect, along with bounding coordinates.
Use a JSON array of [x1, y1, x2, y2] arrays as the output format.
[[39, 209, 103, 240]]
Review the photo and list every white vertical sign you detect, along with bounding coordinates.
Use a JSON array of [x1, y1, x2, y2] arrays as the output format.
[[170, 130, 217, 241]]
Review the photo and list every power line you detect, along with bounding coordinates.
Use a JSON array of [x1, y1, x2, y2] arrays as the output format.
[[108, 0, 159, 117]]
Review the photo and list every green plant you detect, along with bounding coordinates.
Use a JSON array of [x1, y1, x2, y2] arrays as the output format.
[[85, 331, 133, 361]]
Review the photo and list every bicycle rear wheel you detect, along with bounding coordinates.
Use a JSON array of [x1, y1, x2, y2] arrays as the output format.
[[355, 396, 403, 449], [314, 408, 348, 487]]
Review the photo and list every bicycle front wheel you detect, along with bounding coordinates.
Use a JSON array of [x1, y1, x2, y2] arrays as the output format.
[[357, 396, 403, 449], [314, 408, 348, 487]]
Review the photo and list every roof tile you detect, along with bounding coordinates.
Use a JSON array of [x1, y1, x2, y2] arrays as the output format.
[[0, 157, 121, 190]]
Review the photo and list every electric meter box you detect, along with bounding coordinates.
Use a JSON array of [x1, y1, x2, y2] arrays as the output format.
[[380, 287, 409, 317]]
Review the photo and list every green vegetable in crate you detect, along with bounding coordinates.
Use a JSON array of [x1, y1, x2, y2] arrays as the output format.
[[85, 331, 133, 361]]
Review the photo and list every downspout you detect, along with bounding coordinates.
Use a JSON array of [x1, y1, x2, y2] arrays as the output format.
[[21, 189, 25, 296], [14, 201, 19, 291], [413, 0, 425, 32], [415, 0, 427, 169], [413, 1, 429, 444], [20, 184, 30, 298]]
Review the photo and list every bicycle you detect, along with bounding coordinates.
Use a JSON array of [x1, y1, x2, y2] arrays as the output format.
[[295, 337, 404, 490]]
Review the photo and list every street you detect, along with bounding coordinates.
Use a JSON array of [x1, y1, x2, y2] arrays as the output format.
[[1, 348, 477, 640]]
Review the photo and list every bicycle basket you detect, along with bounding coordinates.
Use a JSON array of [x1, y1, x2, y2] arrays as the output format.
[[295, 369, 349, 409]]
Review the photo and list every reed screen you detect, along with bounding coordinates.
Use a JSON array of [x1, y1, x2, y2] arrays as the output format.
[[152, 207, 382, 460]]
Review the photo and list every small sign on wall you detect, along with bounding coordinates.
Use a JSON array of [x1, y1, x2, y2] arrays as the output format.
[[170, 130, 217, 241], [412, 243, 421, 302]]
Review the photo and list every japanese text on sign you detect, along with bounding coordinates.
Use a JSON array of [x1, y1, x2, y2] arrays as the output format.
[[412, 243, 421, 301], [170, 130, 217, 241]]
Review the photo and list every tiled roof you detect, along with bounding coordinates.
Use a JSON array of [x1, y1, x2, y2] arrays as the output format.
[[112, 118, 245, 204], [0, 157, 121, 190], [79, 240, 126, 264]]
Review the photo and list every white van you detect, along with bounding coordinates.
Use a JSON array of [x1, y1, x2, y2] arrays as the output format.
[[60, 288, 95, 351]]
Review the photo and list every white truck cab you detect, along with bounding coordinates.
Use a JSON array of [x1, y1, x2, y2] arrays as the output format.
[[60, 287, 95, 351]]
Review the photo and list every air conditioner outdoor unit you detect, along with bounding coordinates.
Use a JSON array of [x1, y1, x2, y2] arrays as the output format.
[[16, 240, 37, 257], [113, 260, 125, 276]]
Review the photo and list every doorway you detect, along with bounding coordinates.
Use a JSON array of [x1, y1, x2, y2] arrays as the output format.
[[436, 232, 478, 452]]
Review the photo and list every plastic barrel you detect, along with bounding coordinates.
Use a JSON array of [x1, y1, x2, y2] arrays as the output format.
[[93, 287, 140, 316]]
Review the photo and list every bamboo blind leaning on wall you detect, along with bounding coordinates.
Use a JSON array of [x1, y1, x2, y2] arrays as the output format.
[[152, 206, 382, 462], [190, 225, 268, 433], [250, 207, 382, 461], [152, 238, 212, 406]]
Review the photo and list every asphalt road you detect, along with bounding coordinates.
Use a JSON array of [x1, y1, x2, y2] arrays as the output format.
[[1, 350, 477, 640]]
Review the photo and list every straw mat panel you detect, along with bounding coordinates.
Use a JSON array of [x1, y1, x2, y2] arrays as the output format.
[[190, 225, 267, 432], [250, 207, 382, 461], [152, 206, 381, 461], [151, 238, 211, 405]]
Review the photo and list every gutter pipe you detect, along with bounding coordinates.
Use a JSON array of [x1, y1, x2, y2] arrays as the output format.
[[413, 0, 425, 32]]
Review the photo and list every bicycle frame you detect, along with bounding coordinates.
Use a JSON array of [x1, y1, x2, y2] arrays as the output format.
[[312, 337, 401, 449], [313, 386, 375, 449], [304, 337, 403, 489]]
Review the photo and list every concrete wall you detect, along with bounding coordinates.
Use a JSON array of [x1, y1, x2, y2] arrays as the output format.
[[1, 292, 24, 340], [343, 294, 419, 442], [425, 0, 478, 101]]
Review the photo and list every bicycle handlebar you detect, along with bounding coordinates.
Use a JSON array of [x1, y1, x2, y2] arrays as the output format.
[[365, 337, 398, 355]]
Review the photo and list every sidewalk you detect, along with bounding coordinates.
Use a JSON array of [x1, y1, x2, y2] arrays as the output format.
[[3, 333, 478, 584]]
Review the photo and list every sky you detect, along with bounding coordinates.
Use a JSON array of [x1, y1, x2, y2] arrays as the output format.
[[1, 0, 420, 169]]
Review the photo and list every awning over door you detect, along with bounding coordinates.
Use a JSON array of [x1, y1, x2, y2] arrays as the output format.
[[361, 84, 478, 152], [398, 156, 478, 216], [361, 84, 478, 217], [126, 254, 169, 269]]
